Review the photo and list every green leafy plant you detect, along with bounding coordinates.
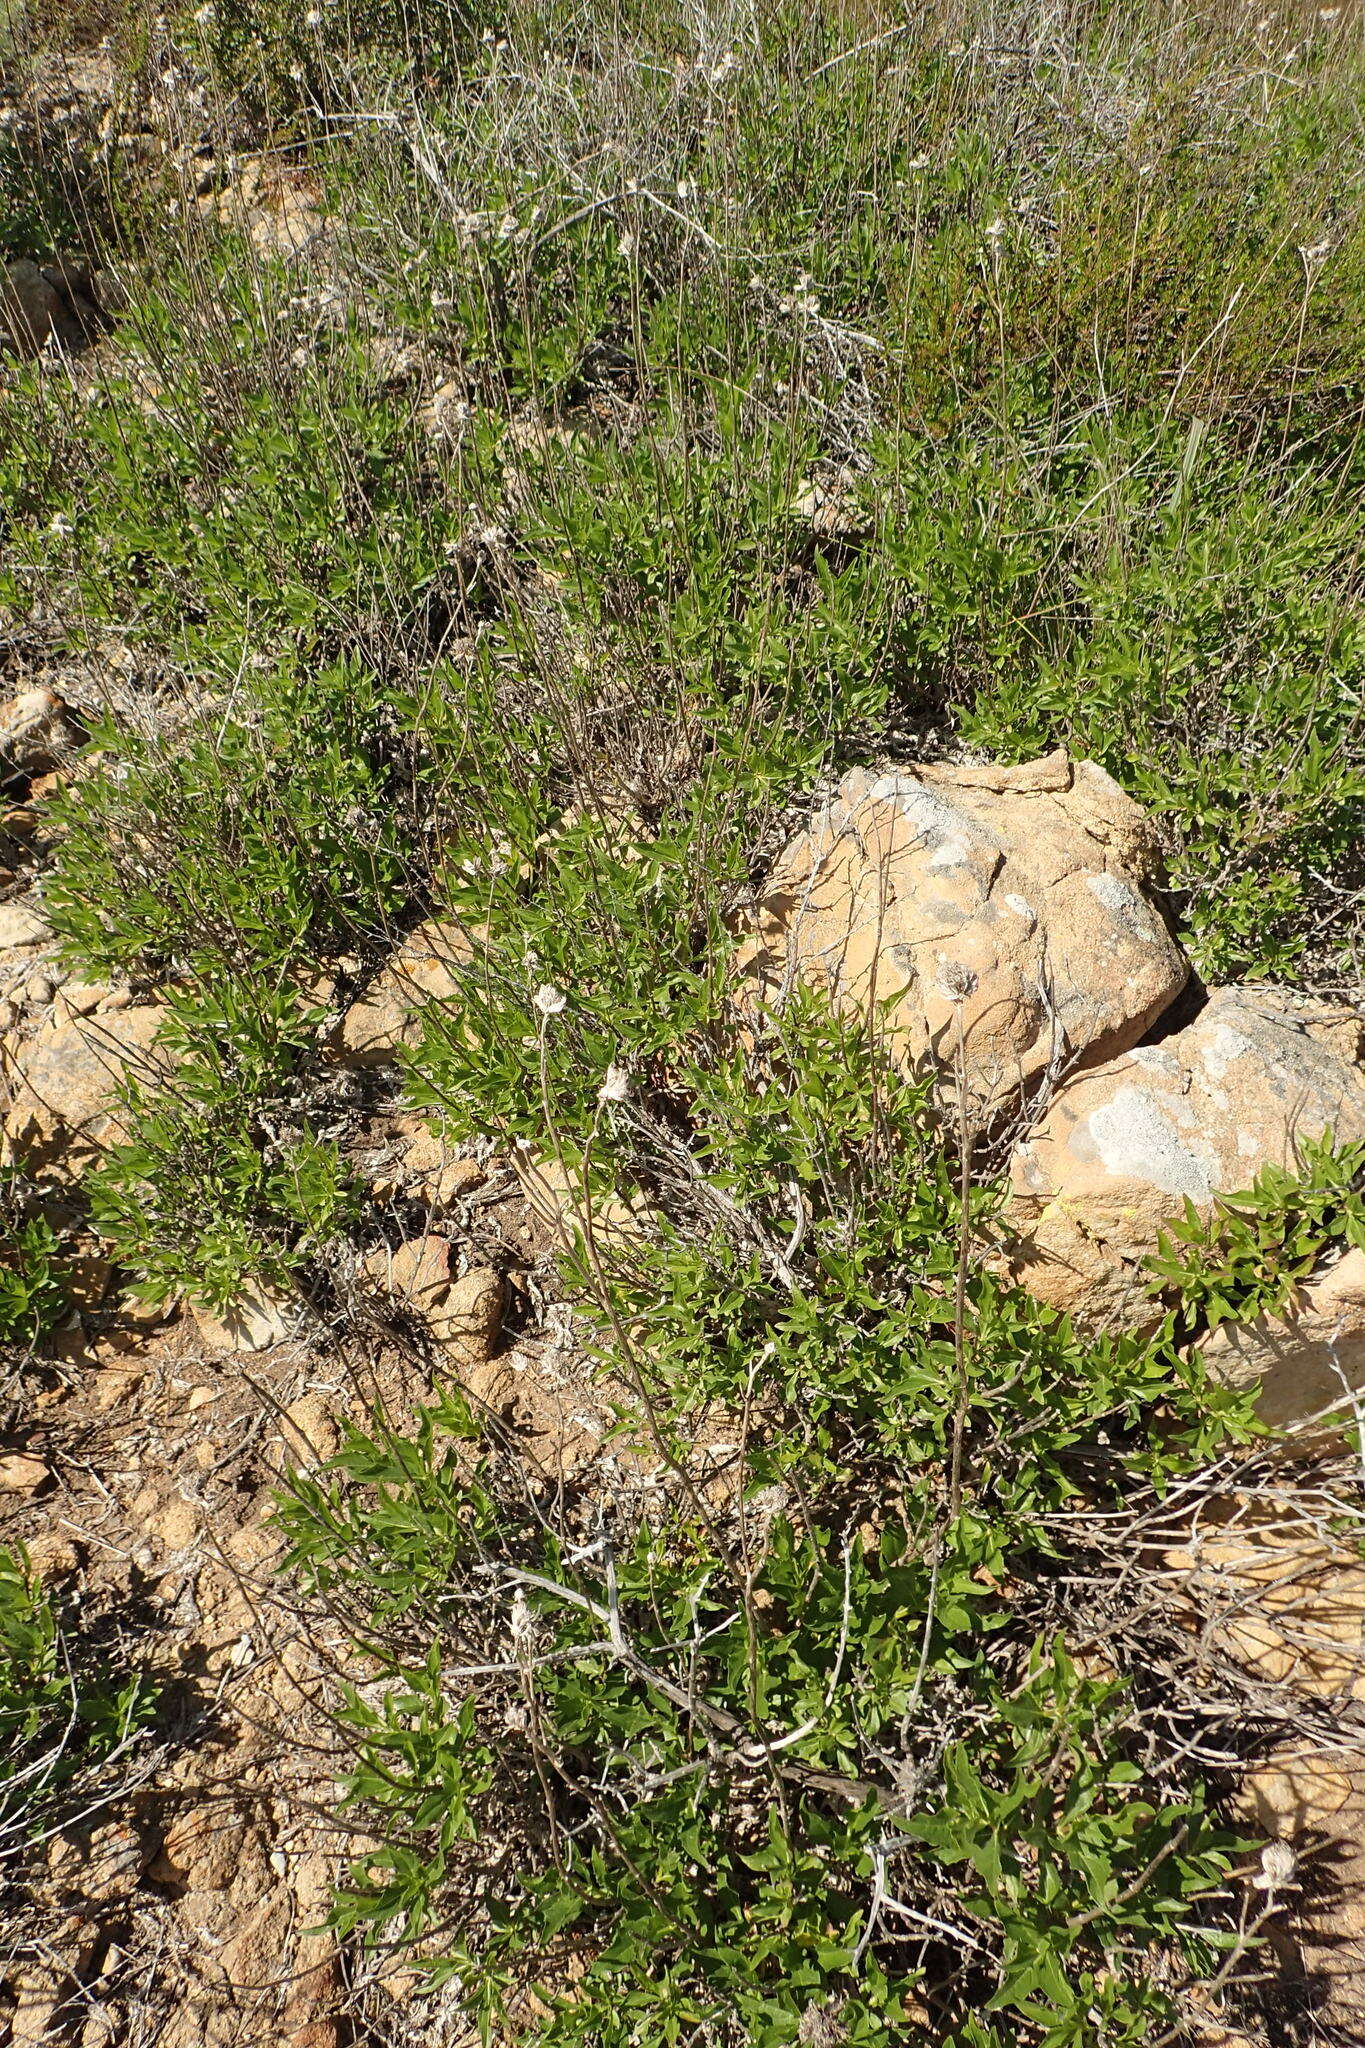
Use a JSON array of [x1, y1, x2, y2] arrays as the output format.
[[0, 1546, 157, 1838], [0, 1197, 67, 1351], [1147, 1131, 1365, 1334], [278, 1001, 1257, 2046]]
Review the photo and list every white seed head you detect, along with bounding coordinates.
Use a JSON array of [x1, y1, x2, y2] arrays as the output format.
[[935, 957, 979, 1003], [598, 1064, 632, 1105], [533, 983, 567, 1017], [1256, 1839, 1297, 1889]]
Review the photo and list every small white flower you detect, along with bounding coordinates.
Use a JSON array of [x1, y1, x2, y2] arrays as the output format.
[[1299, 236, 1332, 268], [305, 5, 322, 23], [618, 231, 635, 259], [533, 983, 567, 1017], [907, 153, 931, 171], [192, 3, 215, 23], [984, 216, 1006, 240], [598, 1064, 632, 1105], [49, 512, 74, 537], [709, 49, 738, 83], [676, 177, 697, 202]]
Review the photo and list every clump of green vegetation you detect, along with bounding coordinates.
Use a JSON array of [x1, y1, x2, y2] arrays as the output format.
[[1148, 1130, 1365, 1336], [0, 1546, 156, 1838], [0, 1173, 67, 1351], [280, 999, 1257, 2047]]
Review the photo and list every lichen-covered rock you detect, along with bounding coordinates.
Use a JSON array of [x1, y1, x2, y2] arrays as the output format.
[[1199, 1245, 1365, 1429], [739, 749, 1186, 1109], [2, 1003, 168, 1174], [1006, 987, 1365, 1328]]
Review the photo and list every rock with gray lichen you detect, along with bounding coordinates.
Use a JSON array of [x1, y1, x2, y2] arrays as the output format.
[[737, 747, 1188, 1112], [1005, 986, 1365, 1330]]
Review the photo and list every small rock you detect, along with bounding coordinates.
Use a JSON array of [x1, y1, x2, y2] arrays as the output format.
[[47, 1314, 97, 1368], [47, 1820, 150, 1902], [368, 1117, 485, 1210], [335, 920, 472, 1068], [0, 899, 49, 949], [1006, 986, 1365, 1328], [276, 1391, 340, 1471], [738, 749, 1187, 1111], [1200, 1245, 1365, 1429], [0, 686, 77, 777], [0, 1452, 50, 1492], [362, 1238, 504, 1363], [429, 1267, 505, 1362], [512, 1151, 649, 1251], [53, 978, 111, 1024], [0, 259, 82, 356], [91, 1361, 148, 1411], [149, 1806, 255, 1893], [194, 1284, 296, 1355], [2, 1003, 169, 1176], [26, 1531, 78, 1579], [146, 1495, 200, 1551]]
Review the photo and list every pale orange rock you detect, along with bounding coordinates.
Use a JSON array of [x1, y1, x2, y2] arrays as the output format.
[[2, 1003, 168, 1174], [1237, 1750, 1365, 2031], [512, 1151, 650, 1251], [335, 920, 471, 1068], [362, 1236, 504, 1362], [0, 1452, 49, 1492], [194, 1284, 297, 1355], [368, 1116, 486, 1210], [150, 1807, 257, 1893], [738, 750, 1186, 1110], [0, 685, 77, 775], [1199, 1245, 1365, 1429], [1007, 986, 1365, 1328], [1165, 1524, 1365, 1698]]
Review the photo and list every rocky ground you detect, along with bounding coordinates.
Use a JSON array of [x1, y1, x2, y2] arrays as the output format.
[[4, 18, 1365, 2047]]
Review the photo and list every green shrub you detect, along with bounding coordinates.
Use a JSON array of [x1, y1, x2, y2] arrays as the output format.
[[1147, 1131, 1365, 1337], [279, 1000, 1259, 2046], [87, 992, 358, 1310], [0, 1185, 67, 1352], [0, 1546, 156, 1838]]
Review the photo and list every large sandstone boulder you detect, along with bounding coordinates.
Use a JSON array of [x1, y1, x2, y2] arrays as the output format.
[[739, 749, 1187, 1109], [1007, 987, 1365, 1329], [2, 1004, 168, 1174], [1200, 1246, 1365, 1430]]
